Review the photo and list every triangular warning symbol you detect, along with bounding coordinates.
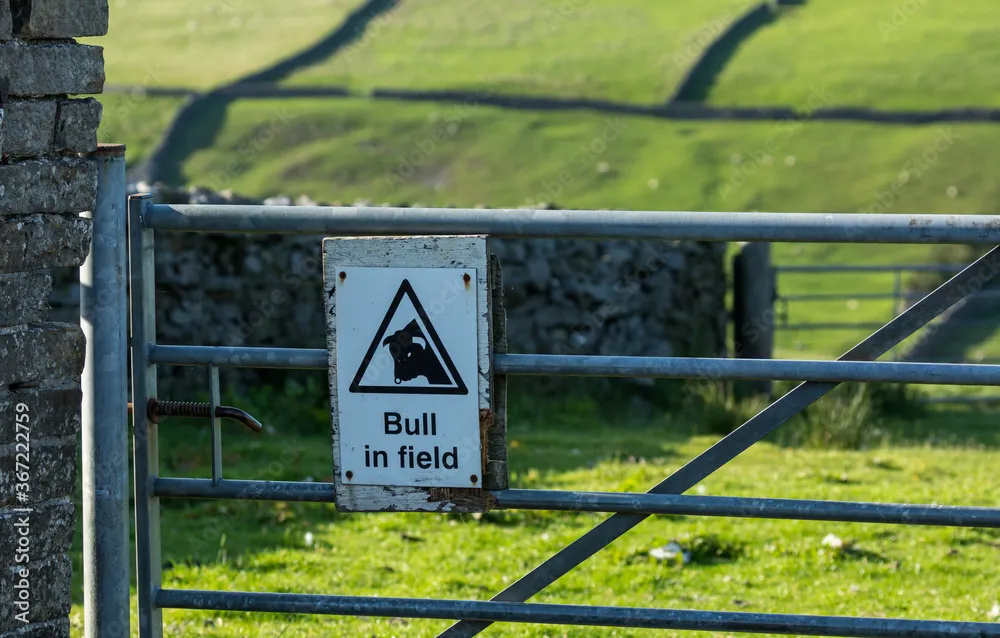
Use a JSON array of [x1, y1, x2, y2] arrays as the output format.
[[349, 279, 469, 395]]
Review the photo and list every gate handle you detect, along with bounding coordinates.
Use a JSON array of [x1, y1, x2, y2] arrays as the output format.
[[127, 399, 264, 433]]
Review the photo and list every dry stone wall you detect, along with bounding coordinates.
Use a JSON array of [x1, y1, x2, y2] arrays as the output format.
[[0, 1, 105, 636]]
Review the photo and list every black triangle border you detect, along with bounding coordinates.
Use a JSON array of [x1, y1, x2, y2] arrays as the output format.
[[348, 278, 470, 395]]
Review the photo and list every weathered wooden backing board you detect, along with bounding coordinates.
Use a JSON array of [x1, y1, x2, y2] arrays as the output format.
[[323, 236, 496, 512]]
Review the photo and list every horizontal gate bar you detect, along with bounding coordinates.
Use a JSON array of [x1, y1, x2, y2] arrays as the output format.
[[780, 292, 910, 302], [493, 490, 1000, 527], [155, 589, 1000, 637], [153, 479, 999, 528], [149, 345, 327, 369], [142, 204, 1000, 243], [777, 264, 964, 273], [781, 289, 1000, 302], [778, 322, 893, 331], [149, 345, 1000, 385], [496, 354, 1000, 385], [154, 478, 334, 501]]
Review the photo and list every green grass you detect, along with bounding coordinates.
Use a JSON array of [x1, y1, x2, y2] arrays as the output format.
[[82, 0, 365, 88], [97, 93, 188, 168], [709, 0, 1000, 110], [282, 0, 754, 103], [181, 99, 999, 214], [68, 389, 1000, 637]]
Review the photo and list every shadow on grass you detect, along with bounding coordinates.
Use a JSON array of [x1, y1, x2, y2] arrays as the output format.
[[670, 0, 807, 104], [138, 0, 400, 185]]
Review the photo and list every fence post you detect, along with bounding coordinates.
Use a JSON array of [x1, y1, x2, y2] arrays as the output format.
[[485, 252, 508, 490], [733, 242, 775, 398], [81, 144, 130, 638]]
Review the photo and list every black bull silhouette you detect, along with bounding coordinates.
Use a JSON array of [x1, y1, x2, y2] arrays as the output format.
[[382, 319, 450, 385]]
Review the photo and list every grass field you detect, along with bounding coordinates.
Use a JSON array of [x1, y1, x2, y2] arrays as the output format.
[[66, 388, 1000, 637], [183, 100, 996, 215], [81, 0, 364, 88], [709, 0, 1000, 110], [83, 0, 366, 167], [281, 0, 754, 102], [96, 93, 189, 166]]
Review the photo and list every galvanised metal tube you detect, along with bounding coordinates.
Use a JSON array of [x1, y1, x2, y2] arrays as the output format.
[[781, 292, 913, 301], [129, 195, 164, 638], [81, 145, 130, 638], [154, 589, 1000, 637], [782, 318, 1000, 331], [779, 323, 895, 331], [499, 355, 1000, 385], [148, 345, 1000, 385], [142, 204, 1000, 243], [781, 290, 1000, 301], [778, 264, 963, 273], [148, 345, 327, 369], [154, 477, 335, 502], [153, 479, 1000, 528], [494, 490, 1000, 528]]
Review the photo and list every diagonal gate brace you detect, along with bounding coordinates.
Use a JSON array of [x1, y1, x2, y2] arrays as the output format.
[[440, 245, 1000, 637]]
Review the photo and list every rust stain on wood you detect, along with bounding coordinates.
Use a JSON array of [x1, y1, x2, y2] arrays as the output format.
[[479, 408, 493, 475], [426, 486, 491, 512]]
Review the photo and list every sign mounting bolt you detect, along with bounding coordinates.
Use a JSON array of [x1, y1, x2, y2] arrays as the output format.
[[470, 474, 478, 484], [339, 271, 347, 281], [345, 471, 353, 480]]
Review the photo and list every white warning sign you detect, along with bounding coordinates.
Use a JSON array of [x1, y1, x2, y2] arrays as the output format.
[[330, 264, 482, 489]]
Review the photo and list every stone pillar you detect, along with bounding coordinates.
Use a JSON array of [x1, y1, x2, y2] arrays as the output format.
[[0, 1, 107, 636]]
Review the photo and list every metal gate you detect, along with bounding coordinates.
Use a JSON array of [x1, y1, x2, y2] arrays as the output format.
[[82, 168, 1000, 637]]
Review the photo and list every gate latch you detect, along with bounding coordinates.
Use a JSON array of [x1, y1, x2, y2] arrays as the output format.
[[128, 399, 264, 433]]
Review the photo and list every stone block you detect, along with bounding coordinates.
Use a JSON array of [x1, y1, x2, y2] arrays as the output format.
[[0, 158, 98, 214], [0, 98, 103, 156], [0, 498, 74, 566], [0, 437, 78, 507], [0, 100, 56, 158], [0, 382, 81, 446], [11, 0, 109, 38], [0, 214, 92, 273], [53, 98, 101, 153], [0, 1, 11, 41], [0, 555, 72, 633], [0, 41, 104, 97], [0, 618, 70, 638], [0, 324, 86, 387], [0, 272, 50, 326]]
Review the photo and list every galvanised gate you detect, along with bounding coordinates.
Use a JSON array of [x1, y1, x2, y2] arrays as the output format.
[[82, 156, 1000, 637]]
